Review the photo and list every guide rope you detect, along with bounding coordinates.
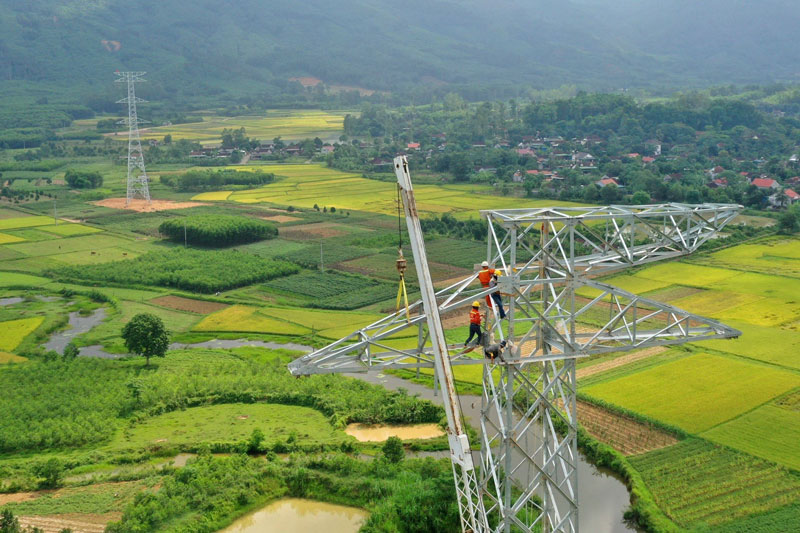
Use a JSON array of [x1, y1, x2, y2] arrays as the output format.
[[396, 184, 410, 322]]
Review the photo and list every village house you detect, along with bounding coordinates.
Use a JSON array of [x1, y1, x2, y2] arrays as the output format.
[[595, 176, 621, 188], [751, 177, 781, 191]]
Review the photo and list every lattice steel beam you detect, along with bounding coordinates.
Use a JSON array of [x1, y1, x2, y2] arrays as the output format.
[[288, 159, 742, 533]]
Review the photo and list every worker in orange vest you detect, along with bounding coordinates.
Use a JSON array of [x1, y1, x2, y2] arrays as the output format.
[[465, 301, 483, 347], [478, 261, 506, 319]]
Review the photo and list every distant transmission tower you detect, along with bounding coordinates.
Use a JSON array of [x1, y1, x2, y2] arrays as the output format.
[[115, 71, 151, 204]]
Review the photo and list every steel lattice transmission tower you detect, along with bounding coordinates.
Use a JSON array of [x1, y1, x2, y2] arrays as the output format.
[[290, 156, 742, 533], [115, 71, 151, 205]]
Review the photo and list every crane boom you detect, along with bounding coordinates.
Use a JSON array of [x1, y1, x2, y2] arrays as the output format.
[[394, 156, 487, 533]]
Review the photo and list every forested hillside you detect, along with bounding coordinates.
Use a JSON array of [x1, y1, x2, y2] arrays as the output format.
[[1, 0, 799, 100]]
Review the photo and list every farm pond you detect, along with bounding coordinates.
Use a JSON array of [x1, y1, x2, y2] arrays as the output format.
[[45, 326, 640, 533], [219, 498, 367, 533]]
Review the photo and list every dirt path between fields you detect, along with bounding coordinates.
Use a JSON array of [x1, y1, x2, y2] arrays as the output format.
[[577, 346, 667, 380]]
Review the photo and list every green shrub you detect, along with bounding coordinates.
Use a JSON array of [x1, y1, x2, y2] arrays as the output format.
[[159, 215, 277, 246], [161, 169, 274, 191], [64, 169, 103, 189]]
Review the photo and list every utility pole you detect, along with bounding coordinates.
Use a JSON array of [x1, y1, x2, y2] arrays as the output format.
[[184, 221, 187, 248], [115, 71, 151, 205], [52, 196, 57, 226], [320, 243, 324, 272]]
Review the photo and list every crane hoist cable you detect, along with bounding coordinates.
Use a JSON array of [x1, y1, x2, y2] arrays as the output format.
[[395, 184, 410, 322]]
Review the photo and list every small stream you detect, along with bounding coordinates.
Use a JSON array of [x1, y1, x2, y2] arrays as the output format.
[[42, 308, 108, 356], [45, 330, 637, 531]]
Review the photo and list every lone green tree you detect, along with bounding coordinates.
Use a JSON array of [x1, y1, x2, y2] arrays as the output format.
[[32, 457, 63, 489], [382, 436, 405, 463], [121, 313, 169, 367]]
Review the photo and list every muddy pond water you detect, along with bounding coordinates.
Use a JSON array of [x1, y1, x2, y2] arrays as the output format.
[[219, 498, 367, 533], [56, 332, 638, 532], [345, 423, 445, 442]]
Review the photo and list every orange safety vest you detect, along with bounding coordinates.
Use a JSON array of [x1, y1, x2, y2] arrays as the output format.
[[478, 268, 497, 287], [469, 308, 482, 324]]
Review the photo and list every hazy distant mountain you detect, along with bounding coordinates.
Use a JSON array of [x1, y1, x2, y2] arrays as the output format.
[[0, 0, 797, 95]]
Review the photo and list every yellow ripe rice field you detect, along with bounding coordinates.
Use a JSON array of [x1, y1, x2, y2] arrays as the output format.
[[193, 305, 310, 336], [0, 317, 45, 351], [138, 109, 349, 144], [191, 191, 232, 201], [702, 320, 800, 369], [194, 164, 585, 218], [0, 351, 27, 364], [0, 216, 58, 231], [582, 352, 800, 433], [0, 232, 25, 244]]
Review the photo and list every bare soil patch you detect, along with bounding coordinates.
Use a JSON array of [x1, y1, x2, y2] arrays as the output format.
[[149, 295, 229, 315], [0, 492, 36, 505], [261, 215, 301, 223], [20, 512, 120, 533], [577, 346, 667, 380], [279, 222, 348, 240], [92, 198, 208, 212], [578, 400, 679, 455]]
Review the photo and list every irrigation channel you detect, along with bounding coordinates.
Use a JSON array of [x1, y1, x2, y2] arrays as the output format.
[[42, 312, 640, 532]]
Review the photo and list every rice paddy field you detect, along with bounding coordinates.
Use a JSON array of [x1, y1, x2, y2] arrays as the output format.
[[137, 109, 350, 144], [575, 234, 800, 530], [193, 164, 585, 218]]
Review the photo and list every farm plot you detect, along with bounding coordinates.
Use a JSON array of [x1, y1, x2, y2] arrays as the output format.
[[424, 238, 487, 270], [710, 271, 800, 299], [0, 317, 44, 351], [633, 262, 740, 288], [0, 232, 24, 244], [149, 295, 229, 315], [629, 439, 800, 529], [0, 272, 51, 287], [6, 234, 131, 258], [138, 109, 348, 144], [278, 243, 374, 269], [577, 400, 679, 455], [582, 352, 800, 432], [110, 403, 346, 450], [264, 270, 396, 310], [40, 223, 103, 237], [696, 237, 800, 278], [203, 164, 584, 218], [258, 306, 386, 339], [670, 290, 764, 317], [703, 403, 800, 470], [52, 248, 299, 293], [0, 216, 56, 231], [193, 305, 310, 336]]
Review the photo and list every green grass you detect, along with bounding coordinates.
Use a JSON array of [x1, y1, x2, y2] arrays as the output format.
[[629, 439, 800, 528], [702, 321, 800, 370], [582, 352, 800, 432], [5, 479, 152, 516], [702, 403, 800, 470], [696, 237, 800, 278], [0, 316, 45, 351], [40, 223, 104, 236], [6, 233, 132, 257], [110, 403, 347, 450], [633, 262, 741, 288], [0, 271, 51, 287]]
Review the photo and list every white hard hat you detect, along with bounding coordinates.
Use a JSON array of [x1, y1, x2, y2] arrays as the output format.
[[481, 261, 489, 267]]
